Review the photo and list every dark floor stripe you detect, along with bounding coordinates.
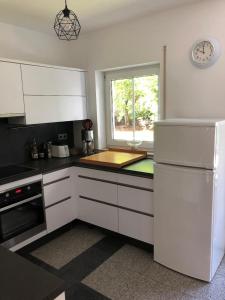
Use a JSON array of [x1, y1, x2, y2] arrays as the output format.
[[59, 236, 125, 285], [66, 282, 110, 300], [18, 221, 155, 300], [23, 253, 59, 276], [17, 221, 79, 256]]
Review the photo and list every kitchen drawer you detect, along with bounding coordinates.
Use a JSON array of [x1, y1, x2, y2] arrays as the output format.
[[44, 177, 71, 207], [78, 197, 118, 232], [78, 176, 117, 205], [118, 186, 153, 215], [119, 209, 154, 244], [117, 174, 153, 190], [77, 168, 118, 183], [43, 168, 71, 185], [45, 197, 76, 233]]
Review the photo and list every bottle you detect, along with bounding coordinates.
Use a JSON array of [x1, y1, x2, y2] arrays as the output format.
[[47, 141, 52, 159], [31, 138, 38, 160], [38, 143, 45, 159]]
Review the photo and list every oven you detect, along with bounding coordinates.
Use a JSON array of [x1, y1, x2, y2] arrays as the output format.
[[0, 177, 46, 249]]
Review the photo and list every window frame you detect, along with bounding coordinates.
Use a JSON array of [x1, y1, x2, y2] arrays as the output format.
[[105, 64, 160, 150]]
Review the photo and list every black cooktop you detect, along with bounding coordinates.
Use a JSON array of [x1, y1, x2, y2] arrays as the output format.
[[0, 165, 38, 182]]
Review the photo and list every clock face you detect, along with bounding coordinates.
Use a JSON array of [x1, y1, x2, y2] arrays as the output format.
[[191, 39, 220, 68]]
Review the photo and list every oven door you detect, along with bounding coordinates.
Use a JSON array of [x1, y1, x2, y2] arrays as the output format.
[[0, 194, 46, 248]]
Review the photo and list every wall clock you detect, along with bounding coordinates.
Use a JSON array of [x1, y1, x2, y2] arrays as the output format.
[[191, 38, 221, 68]]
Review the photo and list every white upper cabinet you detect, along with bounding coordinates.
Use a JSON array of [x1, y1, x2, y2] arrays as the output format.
[[21, 65, 86, 96], [18, 63, 87, 124], [0, 61, 24, 116], [24, 95, 87, 124], [1, 58, 87, 124]]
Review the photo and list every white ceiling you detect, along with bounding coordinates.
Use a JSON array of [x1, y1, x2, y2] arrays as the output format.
[[0, 0, 201, 35]]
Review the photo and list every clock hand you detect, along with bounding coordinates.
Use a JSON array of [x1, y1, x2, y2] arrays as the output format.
[[203, 42, 205, 54]]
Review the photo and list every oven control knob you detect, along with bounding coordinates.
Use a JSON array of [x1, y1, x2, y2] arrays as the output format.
[[5, 193, 9, 198], [27, 186, 31, 191]]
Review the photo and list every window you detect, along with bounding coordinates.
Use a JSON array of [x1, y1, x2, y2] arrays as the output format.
[[105, 64, 160, 149]]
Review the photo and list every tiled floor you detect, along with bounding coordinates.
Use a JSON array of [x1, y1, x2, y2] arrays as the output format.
[[31, 224, 105, 269], [19, 222, 225, 300]]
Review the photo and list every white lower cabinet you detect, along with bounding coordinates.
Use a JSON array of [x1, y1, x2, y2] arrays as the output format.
[[119, 209, 154, 244], [44, 178, 71, 207], [78, 197, 118, 232], [43, 167, 154, 243], [118, 186, 153, 215], [46, 197, 76, 233], [78, 177, 117, 205], [75, 167, 154, 244], [43, 168, 77, 233]]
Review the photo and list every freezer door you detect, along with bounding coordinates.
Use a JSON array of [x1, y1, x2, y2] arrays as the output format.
[[154, 163, 214, 281], [154, 123, 216, 169]]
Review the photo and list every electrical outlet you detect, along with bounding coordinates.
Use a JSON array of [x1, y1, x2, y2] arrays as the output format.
[[58, 133, 68, 140]]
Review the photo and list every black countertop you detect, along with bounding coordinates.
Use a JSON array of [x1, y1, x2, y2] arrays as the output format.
[[22, 155, 154, 179], [0, 167, 41, 186], [0, 246, 64, 300]]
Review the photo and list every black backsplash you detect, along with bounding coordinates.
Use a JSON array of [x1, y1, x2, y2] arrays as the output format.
[[0, 119, 74, 167]]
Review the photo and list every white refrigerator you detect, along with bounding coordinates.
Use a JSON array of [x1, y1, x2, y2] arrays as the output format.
[[154, 119, 225, 282]]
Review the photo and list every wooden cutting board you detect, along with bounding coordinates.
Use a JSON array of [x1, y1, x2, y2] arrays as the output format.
[[80, 150, 146, 168]]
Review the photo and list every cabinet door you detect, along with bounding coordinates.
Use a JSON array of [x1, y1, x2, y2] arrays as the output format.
[[154, 163, 213, 281], [24, 95, 87, 124], [44, 178, 71, 207], [45, 198, 76, 233], [0, 61, 24, 116], [119, 209, 154, 244], [118, 186, 153, 215], [117, 174, 153, 190], [43, 168, 71, 185], [154, 124, 216, 169], [78, 197, 118, 232], [21, 65, 86, 96], [78, 177, 117, 205]]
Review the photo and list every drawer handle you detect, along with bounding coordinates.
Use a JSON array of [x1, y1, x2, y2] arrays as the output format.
[[79, 195, 154, 217], [45, 196, 71, 209], [44, 176, 70, 186], [118, 183, 153, 192], [78, 175, 153, 191], [78, 175, 117, 185]]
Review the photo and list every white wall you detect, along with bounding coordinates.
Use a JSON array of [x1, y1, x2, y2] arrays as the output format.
[[0, 21, 71, 66], [69, 0, 225, 148]]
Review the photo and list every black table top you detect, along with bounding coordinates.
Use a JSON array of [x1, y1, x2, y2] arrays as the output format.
[[0, 246, 64, 300], [23, 155, 154, 179]]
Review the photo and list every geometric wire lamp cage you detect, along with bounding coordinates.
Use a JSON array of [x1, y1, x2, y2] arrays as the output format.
[[54, 0, 81, 41]]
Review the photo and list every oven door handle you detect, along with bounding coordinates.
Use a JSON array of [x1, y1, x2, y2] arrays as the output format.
[[0, 194, 43, 212]]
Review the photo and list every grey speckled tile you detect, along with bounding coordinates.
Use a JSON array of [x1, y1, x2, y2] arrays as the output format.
[[83, 257, 196, 300], [83, 244, 206, 300], [83, 256, 139, 300], [180, 274, 225, 300], [121, 278, 198, 300], [216, 255, 225, 277], [100, 244, 154, 274], [31, 224, 105, 269], [143, 261, 225, 300]]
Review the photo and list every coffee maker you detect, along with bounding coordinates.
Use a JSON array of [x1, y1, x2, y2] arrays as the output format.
[[81, 119, 95, 155]]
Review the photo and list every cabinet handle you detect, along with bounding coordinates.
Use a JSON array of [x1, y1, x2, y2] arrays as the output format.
[[78, 175, 153, 192], [44, 176, 70, 186], [45, 196, 71, 209], [79, 195, 154, 218]]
